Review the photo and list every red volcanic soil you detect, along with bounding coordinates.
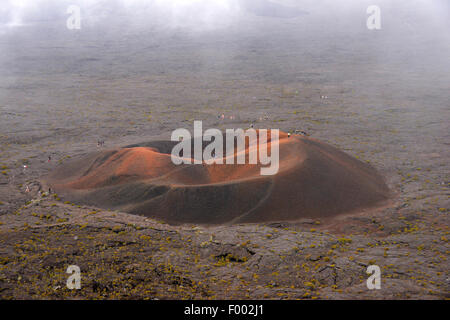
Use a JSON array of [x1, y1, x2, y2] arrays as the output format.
[[42, 132, 390, 225]]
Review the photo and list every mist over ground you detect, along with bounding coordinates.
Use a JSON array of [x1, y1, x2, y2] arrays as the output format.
[[1, 0, 449, 79], [1, 1, 448, 128], [0, 1, 448, 139]]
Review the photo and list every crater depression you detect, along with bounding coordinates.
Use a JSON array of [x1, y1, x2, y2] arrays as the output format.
[[42, 132, 390, 225]]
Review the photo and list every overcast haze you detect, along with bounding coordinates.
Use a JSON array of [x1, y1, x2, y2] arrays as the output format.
[[1, 1, 449, 90]]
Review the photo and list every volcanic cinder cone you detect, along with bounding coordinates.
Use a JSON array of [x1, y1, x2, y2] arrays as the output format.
[[42, 132, 390, 225]]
